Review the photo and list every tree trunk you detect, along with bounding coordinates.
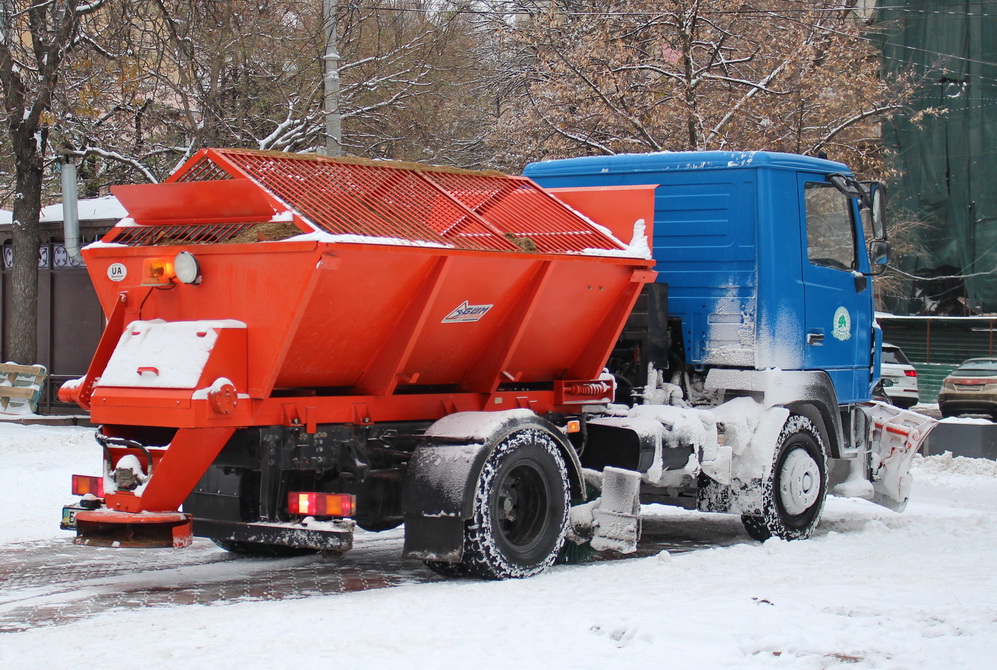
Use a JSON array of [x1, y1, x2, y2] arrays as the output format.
[[7, 130, 45, 365]]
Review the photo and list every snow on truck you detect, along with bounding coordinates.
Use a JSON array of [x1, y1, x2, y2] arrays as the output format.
[[59, 148, 934, 579]]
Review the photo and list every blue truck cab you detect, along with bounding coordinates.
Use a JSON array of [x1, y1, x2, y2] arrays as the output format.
[[525, 151, 885, 410]]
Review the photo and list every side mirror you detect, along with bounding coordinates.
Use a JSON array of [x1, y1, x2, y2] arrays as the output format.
[[868, 239, 890, 275], [866, 181, 887, 241], [863, 181, 888, 275]]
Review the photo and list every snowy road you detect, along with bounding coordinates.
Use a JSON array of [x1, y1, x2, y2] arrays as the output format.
[[0, 513, 742, 633], [2, 422, 997, 668], [0, 532, 433, 633]]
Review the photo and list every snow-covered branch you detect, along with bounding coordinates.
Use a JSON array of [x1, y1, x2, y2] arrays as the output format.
[[76, 147, 159, 184]]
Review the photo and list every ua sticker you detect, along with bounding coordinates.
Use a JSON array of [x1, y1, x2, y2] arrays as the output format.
[[832, 306, 851, 341], [107, 263, 127, 282]]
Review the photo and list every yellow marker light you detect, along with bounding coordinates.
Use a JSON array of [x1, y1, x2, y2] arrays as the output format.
[[140, 258, 175, 286]]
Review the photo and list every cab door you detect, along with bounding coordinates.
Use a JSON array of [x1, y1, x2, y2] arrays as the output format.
[[798, 174, 873, 404]]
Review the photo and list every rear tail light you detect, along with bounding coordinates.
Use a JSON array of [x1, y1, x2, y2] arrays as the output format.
[[288, 492, 356, 518], [905, 370, 918, 377], [72, 475, 104, 497]]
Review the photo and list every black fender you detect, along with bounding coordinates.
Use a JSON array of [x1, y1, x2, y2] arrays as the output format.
[[401, 409, 583, 562]]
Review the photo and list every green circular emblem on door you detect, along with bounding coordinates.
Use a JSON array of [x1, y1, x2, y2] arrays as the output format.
[[832, 306, 852, 341]]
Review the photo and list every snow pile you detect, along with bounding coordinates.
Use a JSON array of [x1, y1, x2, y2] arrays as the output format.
[[915, 451, 997, 478], [939, 415, 993, 425], [0, 423, 96, 544]]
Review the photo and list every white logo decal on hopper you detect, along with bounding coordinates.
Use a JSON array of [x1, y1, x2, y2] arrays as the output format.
[[443, 301, 493, 323]]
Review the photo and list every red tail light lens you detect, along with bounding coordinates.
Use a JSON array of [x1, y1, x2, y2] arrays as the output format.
[[905, 370, 918, 377], [72, 475, 104, 497], [287, 492, 356, 518]]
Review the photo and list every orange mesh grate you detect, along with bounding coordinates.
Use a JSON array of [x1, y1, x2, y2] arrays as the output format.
[[173, 155, 234, 183], [163, 149, 626, 254]]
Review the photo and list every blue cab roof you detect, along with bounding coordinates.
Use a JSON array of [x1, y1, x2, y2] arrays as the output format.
[[523, 150, 851, 178]]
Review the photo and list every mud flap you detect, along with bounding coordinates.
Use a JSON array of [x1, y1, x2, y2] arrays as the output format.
[[864, 402, 937, 512], [401, 442, 491, 561]]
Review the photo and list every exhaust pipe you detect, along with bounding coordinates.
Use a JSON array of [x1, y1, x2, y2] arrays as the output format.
[[60, 157, 81, 262]]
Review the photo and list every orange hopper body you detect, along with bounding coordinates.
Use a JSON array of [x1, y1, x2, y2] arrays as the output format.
[[62, 149, 656, 519]]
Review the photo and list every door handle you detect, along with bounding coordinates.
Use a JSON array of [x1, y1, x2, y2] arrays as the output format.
[[807, 330, 824, 345]]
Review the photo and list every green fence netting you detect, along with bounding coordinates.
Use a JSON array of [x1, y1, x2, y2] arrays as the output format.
[[876, 1, 997, 314]]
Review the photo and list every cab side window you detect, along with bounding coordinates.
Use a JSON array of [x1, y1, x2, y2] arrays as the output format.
[[804, 183, 856, 271]]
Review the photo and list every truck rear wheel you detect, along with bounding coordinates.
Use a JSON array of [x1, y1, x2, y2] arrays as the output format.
[[741, 414, 827, 541], [460, 426, 570, 579]]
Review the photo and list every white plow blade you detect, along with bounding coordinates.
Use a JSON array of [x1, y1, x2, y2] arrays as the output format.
[[866, 402, 937, 512]]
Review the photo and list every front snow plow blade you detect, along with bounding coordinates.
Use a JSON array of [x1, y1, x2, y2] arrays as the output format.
[[74, 510, 193, 548], [865, 402, 937, 512]]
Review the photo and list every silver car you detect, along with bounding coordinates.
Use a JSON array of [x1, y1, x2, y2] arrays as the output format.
[[938, 357, 997, 420], [880, 343, 919, 409]]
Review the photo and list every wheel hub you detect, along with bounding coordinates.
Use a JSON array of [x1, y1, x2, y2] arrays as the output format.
[[495, 464, 546, 547], [778, 448, 821, 516]]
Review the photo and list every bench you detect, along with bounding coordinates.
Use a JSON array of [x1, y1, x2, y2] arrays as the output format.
[[0, 363, 48, 415]]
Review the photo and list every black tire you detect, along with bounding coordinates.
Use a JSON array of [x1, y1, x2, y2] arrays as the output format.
[[741, 414, 827, 541], [212, 539, 318, 557], [422, 559, 474, 578], [461, 427, 570, 579]]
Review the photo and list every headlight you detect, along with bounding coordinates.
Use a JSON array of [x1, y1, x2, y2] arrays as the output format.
[[174, 251, 201, 285]]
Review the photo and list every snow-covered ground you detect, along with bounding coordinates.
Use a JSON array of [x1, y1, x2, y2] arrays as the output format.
[[1, 422, 996, 668]]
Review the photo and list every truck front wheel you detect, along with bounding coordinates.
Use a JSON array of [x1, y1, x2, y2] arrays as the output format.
[[741, 414, 827, 541], [461, 427, 570, 579]]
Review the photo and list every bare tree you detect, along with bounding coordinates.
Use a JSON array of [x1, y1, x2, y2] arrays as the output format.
[[38, 0, 494, 183], [0, 0, 116, 364], [480, 0, 910, 176]]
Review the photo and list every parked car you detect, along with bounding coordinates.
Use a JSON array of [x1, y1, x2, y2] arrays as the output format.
[[938, 357, 997, 419], [880, 343, 919, 409]]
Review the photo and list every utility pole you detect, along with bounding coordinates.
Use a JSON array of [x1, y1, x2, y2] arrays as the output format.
[[323, 0, 342, 156]]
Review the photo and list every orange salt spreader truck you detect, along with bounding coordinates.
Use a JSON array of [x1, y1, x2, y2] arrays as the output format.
[[60, 149, 933, 579]]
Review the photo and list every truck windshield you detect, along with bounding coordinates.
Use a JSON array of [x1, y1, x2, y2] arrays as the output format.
[[804, 183, 856, 271]]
